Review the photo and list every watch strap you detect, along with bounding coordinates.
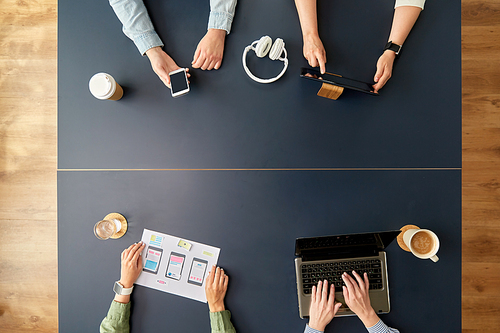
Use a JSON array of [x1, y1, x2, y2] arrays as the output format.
[[384, 41, 402, 57]]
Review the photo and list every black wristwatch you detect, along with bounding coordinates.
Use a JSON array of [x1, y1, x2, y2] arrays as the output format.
[[384, 41, 402, 57]]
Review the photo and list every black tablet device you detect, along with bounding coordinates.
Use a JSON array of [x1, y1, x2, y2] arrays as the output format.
[[300, 68, 379, 96]]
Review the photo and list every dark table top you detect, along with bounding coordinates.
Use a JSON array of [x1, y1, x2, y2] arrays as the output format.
[[58, 170, 461, 332], [58, 0, 461, 169], [58, 0, 462, 332]]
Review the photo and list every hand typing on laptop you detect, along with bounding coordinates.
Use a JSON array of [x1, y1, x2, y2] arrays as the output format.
[[304, 272, 400, 333], [342, 271, 383, 328], [307, 280, 342, 331]]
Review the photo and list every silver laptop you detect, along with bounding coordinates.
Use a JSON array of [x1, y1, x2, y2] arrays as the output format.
[[294, 230, 400, 318]]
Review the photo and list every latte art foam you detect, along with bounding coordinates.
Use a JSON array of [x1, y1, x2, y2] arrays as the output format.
[[411, 232, 434, 255]]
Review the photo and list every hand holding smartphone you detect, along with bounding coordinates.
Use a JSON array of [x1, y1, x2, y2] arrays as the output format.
[[169, 68, 190, 97]]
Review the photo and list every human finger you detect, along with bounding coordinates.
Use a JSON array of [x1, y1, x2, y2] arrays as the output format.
[[207, 265, 216, 285], [317, 53, 326, 74], [192, 48, 201, 65], [374, 64, 384, 83], [342, 285, 349, 302], [327, 284, 336, 307], [334, 301, 342, 314], [375, 71, 391, 92], [214, 266, 221, 284], [122, 243, 136, 260], [137, 248, 143, 268], [319, 59, 326, 75], [363, 273, 370, 293], [192, 54, 204, 69], [322, 280, 329, 302], [311, 285, 317, 303], [207, 60, 216, 71], [352, 271, 365, 290], [342, 272, 356, 293], [316, 280, 323, 301], [307, 55, 319, 69], [201, 58, 211, 71], [125, 242, 142, 261], [131, 242, 145, 264], [217, 268, 225, 287]]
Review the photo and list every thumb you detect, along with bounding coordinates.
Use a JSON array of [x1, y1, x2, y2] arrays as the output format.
[[374, 66, 384, 83]]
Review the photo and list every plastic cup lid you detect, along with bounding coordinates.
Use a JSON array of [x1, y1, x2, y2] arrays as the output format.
[[89, 73, 116, 99]]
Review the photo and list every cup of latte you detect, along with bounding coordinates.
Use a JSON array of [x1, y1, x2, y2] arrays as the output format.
[[402, 229, 440, 262]]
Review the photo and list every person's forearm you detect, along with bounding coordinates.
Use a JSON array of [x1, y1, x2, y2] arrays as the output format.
[[295, 0, 319, 38], [113, 294, 131, 304], [387, 6, 422, 45]]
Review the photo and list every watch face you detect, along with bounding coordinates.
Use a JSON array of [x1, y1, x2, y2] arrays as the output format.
[[385, 42, 401, 55], [113, 282, 123, 295]]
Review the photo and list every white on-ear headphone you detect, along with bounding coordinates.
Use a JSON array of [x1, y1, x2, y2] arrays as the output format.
[[242, 36, 289, 84]]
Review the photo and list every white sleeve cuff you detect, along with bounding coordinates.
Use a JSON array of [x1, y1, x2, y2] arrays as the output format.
[[395, 0, 425, 10]]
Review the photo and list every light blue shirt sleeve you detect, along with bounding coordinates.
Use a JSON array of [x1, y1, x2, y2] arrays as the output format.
[[208, 0, 238, 34], [304, 324, 323, 333], [366, 319, 400, 333], [109, 0, 164, 55], [109, 0, 238, 56]]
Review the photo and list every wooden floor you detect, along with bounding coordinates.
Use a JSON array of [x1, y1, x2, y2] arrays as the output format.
[[0, 0, 498, 331]]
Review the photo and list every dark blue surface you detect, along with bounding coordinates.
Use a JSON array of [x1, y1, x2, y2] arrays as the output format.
[[58, 0, 461, 169], [58, 170, 461, 333]]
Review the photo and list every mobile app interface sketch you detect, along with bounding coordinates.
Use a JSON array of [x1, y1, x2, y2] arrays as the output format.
[[166, 252, 185, 280], [143, 246, 163, 274], [188, 258, 208, 286]]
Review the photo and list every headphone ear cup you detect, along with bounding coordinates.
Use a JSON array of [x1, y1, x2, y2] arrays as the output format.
[[269, 38, 285, 60], [255, 36, 273, 58]]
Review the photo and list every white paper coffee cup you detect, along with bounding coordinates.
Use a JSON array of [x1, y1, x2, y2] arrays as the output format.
[[89, 73, 123, 101]]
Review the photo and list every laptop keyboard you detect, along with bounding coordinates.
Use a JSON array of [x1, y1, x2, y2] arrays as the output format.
[[301, 259, 383, 294]]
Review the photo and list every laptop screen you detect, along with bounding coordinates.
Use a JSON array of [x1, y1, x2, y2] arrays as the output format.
[[295, 230, 400, 260]]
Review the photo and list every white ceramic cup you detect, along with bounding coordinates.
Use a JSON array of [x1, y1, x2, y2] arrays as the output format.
[[89, 73, 123, 100], [403, 229, 440, 262]]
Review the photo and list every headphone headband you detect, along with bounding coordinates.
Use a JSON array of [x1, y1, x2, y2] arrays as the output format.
[[242, 36, 289, 84]]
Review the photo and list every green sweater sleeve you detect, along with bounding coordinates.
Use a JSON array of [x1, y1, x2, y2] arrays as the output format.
[[100, 301, 131, 333], [209, 310, 236, 333]]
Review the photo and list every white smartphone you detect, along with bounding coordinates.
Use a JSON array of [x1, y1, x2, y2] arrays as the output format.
[[143, 246, 163, 274], [169, 68, 190, 97], [165, 251, 186, 280], [187, 258, 208, 286]]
